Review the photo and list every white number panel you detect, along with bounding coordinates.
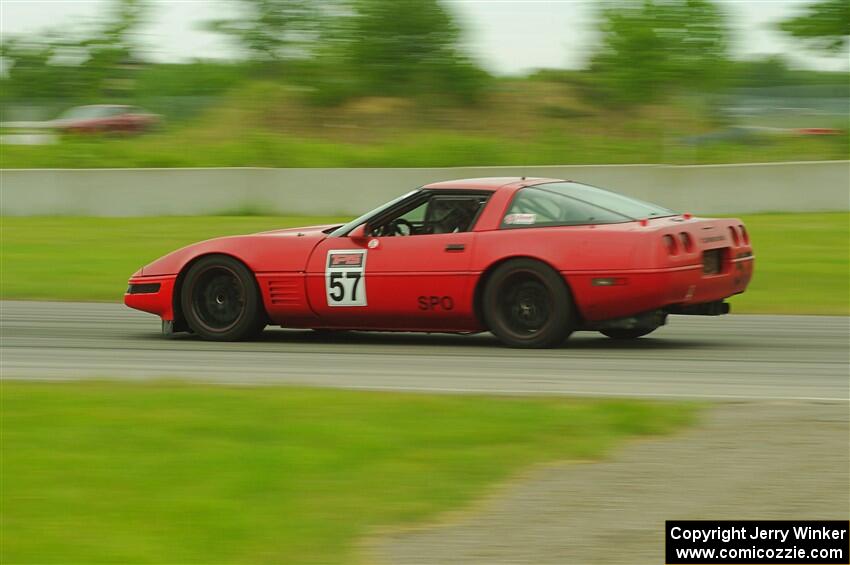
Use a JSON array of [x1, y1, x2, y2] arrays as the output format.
[[325, 249, 368, 307]]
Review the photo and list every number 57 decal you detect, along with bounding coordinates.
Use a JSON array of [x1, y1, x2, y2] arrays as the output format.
[[325, 250, 368, 306]]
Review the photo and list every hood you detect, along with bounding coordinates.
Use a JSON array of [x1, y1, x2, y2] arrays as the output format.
[[139, 224, 341, 277], [254, 224, 341, 237]]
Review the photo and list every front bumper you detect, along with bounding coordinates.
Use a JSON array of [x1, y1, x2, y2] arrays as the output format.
[[124, 274, 177, 320]]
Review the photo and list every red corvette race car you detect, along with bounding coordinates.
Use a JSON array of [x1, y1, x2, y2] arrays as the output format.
[[125, 178, 754, 348]]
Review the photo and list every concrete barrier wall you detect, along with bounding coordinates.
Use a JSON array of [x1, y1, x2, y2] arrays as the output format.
[[1, 161, 848, 216]]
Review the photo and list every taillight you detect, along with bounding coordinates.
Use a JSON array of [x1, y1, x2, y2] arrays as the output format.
[[663, 234, 678, 255], [739, 224, 749, 244], [679, 232, 693, 252], [728, 226, 740, 246]]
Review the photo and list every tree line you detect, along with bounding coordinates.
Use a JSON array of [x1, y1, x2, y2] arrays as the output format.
[[1, 0, 847, 108]]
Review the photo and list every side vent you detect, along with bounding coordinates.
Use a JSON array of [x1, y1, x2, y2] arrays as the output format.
[[267, 279, 301, 306]]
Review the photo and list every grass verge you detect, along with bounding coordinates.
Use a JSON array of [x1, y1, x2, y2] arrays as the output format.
[[1, 212, 847, 314], [2, 130, 847, 169], [724, 212, 849, 315], [0, 381, 698, 564], [1, 81, 847, 168], [0, 216, 347, 302]]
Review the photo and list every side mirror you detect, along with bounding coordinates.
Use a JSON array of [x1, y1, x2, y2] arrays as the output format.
[[349, 223, 369, 240]]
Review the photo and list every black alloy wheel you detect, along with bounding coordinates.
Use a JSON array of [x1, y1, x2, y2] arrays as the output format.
[[482, 259, 575, 348], [181, 255, 265, 341]]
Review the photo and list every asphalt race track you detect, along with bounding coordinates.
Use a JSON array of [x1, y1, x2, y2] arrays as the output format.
[[1, 300, 848, 402]]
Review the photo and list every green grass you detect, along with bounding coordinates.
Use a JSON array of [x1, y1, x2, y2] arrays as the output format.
[[724, 213, 849, 315], [0, 216, 348, 302], [1, 213, 847, 313], [0, 381, 698, 564], [2, 128, 847, 169], [1, 80, 846, 169]]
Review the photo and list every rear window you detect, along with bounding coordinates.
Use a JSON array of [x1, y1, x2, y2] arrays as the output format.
[[502, 182, 675, 229]]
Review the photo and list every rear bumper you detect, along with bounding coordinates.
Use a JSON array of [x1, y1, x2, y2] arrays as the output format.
[[124, 274, 177, 320], [566, 255, 754, 322]]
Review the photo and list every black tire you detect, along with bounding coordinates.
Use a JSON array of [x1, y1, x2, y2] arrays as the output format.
[[482, 259, 575, 348], [180, 255, 265, 341], [599, 327, 658, 340]]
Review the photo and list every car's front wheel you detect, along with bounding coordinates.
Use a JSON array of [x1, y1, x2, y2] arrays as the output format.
[[180, 255, 265, 341], [482, 259, 575, 348]]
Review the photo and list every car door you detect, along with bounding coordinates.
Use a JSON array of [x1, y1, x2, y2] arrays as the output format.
[[305, 192, 488, 330]]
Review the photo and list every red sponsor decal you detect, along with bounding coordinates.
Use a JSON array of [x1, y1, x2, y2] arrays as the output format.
[[329, 253, 363, 267]]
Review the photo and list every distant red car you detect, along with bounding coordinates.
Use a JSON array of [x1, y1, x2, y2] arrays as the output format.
[[126, 178, 754, 348], [54, 104, 159, 134]]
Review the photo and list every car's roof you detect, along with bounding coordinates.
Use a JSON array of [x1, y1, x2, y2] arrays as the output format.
[[422, 177, 565, 191]]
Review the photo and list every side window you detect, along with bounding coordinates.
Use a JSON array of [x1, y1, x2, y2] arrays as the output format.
[[371, 194, 487, 237], [398, 200, 428, 224], [502, 187, 625, 228], [424, 196, 486, 234]]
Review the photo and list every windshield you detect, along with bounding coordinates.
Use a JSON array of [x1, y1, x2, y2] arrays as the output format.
[[534, 181, 675, 220], [329, 190, 419, 237]]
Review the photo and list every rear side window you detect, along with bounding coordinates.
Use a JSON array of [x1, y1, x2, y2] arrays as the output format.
[[502, 186, 627, 228], [545, 182, 674, 219]]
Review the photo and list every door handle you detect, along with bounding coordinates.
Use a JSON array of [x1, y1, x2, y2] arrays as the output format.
[[445, 243, 465, 252]]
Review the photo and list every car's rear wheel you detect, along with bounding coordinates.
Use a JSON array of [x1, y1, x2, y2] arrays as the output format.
[[181, 255, 265, 341], [482, 259, 575, 348], [599, 327, 658, 340]]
